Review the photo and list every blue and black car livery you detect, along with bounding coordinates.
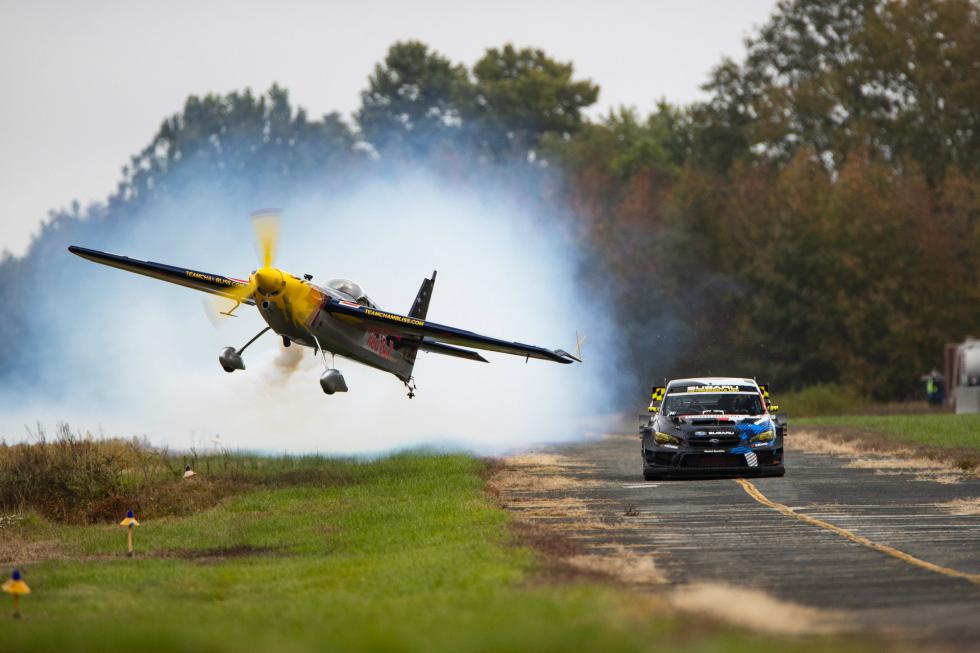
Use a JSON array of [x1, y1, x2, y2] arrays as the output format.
[[639, 377, 786, 480]]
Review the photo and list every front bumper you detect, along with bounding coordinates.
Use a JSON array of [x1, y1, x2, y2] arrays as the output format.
[[643, 446, 784, 478]]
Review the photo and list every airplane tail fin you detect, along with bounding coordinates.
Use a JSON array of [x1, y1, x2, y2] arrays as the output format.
[[408, 271, 436, 319]]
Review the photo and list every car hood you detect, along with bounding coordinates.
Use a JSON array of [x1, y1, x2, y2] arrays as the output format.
[[659, 415, 773, 437]]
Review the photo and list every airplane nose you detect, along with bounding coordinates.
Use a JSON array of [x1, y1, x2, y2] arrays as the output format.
[[255, 267, 285, 295]]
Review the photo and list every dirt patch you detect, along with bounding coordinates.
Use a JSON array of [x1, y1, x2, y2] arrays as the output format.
[[934, 498, 980, 516], [0, 538, 62, 565], [490, 452, 644, 584], [670, 583, 850, 636], [491, 450, 655, 589], [790, 429, 976, 483], [150, 545, 279, 562]]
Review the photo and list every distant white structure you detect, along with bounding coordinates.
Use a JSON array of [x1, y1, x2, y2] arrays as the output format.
[[947, 338, 980, 414]]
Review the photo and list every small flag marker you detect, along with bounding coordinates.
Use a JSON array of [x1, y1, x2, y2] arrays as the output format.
[[182, 465, 197, 479], [120, 510, 140, 557], [2, 569, 30, 619]]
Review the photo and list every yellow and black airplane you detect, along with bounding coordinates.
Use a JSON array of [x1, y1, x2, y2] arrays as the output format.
[[69, 212, 579, 397]]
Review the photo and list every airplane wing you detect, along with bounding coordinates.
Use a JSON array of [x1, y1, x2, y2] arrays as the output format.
[[68, 245, 254, 304], [324, 298, 580, 364]]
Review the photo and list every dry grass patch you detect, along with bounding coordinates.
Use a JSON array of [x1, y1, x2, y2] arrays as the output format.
[[503, 497, 591, 518], [791, 429, 971, 483], [934, 498, 980, 515], [912, 474, 963, 484], [489, 452, 602, 492], [787, 430, 868, 456], [565, 545, 664, 585], [670, 583, 849, 636]]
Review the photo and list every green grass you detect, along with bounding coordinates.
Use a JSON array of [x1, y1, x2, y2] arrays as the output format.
[[797, 414, 980, 452], [776, 384, 869, 417], [1, 452, 865, 653]]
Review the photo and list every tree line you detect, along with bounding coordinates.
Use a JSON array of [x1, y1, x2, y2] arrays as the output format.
[[2, 0, 976, 402]]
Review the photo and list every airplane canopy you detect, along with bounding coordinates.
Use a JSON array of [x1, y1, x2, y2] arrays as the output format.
[[327, 279, 377, 308]]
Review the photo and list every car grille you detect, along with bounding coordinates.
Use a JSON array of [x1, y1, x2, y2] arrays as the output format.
[[682, 454, 747, 469], [688, 436, 741, 448], [686, 419, 733, 427]]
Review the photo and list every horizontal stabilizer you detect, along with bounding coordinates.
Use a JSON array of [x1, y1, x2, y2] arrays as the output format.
[[418, 339, 488, 363]]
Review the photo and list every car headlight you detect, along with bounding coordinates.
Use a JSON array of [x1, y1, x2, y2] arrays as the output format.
[[655, 431, 681, 445], [750, 429, 775, 443]]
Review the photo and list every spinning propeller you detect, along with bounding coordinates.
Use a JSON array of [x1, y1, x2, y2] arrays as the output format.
[[205, 210, 284, 324]]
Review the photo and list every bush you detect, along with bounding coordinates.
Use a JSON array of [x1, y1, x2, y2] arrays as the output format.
[[1, 425, 235, 523], [0, 424, 360, 523]]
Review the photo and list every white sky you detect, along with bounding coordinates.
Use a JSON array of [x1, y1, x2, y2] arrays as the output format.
[[0, 0, 776, 257]]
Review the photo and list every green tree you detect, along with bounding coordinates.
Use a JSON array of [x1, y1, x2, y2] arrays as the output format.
[[356, 41, 472, 158], [697, 0, 980, 180], [124, 85, 355, 202], [470, 45, 598, 160]]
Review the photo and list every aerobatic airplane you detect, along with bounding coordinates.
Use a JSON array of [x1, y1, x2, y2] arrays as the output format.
[[69, 212, 580, 398]]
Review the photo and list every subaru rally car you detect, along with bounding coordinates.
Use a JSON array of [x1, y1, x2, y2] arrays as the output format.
[[639, 377, 786, 480]]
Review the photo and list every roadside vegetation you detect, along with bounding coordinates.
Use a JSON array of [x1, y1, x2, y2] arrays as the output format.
[[0, 437, 874, 653], [777, 385, 870, 418], [0, 423, 352, 523], [796, 414, 980, 455]]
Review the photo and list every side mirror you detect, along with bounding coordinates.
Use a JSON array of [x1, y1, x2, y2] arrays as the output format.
[[638, 414, 654, 435], [769, 404, 780, 413], [648, 404, 659, 413]]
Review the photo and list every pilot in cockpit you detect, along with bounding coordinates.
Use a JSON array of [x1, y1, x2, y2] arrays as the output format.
[[327, 279, 378, 308]]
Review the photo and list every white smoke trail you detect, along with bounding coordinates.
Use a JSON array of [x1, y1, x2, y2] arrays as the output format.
[[0, 170, 620, 454]]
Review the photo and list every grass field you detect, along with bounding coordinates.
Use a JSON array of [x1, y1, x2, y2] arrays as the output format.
[[796, 414, 980, 452], [0, 449, 870, 653]]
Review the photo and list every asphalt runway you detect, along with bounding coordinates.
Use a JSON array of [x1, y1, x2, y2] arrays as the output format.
[[506, 433, 980, 648]]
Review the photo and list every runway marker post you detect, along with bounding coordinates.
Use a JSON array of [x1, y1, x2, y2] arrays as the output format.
[[120, 510, 140, 557], [2, 569, 30, 619]]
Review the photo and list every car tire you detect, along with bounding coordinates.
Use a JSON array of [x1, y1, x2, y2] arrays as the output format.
[[643, 468, 664, 481]]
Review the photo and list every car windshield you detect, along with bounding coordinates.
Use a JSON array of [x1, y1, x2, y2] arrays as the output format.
[[662, 392, 763, 416]]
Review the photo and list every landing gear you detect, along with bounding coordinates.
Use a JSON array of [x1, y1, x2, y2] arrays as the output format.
[[218, 327, 271, 373], [319, 368, 349, 395], [282, 336, 291, 348], [312, 337, 348, 395], [405, 377, 417, 399]]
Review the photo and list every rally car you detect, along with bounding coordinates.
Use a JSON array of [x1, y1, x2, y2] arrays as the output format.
[[639, 377, 786, 480]]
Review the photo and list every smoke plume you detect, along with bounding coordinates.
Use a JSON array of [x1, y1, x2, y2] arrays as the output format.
[[0, 164, 619, 454]]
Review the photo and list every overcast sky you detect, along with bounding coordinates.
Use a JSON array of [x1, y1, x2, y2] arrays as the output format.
[[0, 0, 776, 257]]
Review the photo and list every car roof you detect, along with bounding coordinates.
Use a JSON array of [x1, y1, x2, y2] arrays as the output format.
[[667, 377, 757, 386]]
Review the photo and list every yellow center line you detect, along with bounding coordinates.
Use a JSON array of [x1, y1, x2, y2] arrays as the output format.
[[735, 478, 980, 586]]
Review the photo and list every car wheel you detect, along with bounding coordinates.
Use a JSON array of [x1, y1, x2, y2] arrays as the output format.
[[643, 468, 663, 481]]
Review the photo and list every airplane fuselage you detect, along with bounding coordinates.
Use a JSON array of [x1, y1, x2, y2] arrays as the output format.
[[254, 277, 415, 382]]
